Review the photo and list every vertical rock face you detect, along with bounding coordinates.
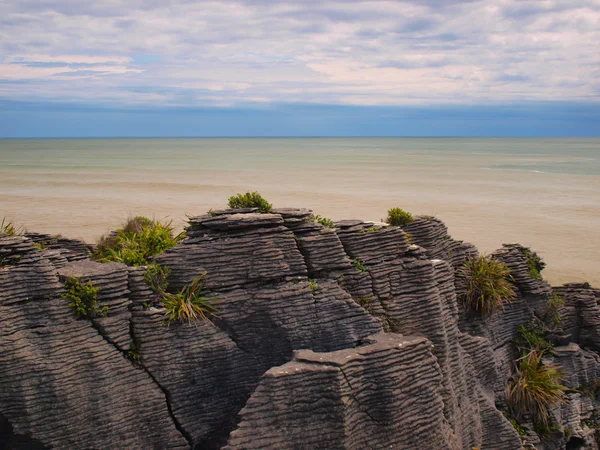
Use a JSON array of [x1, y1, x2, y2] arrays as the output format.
[[225, 333, 454, 450], [0, 236, 188, 449], [1, 207, 599, 450]]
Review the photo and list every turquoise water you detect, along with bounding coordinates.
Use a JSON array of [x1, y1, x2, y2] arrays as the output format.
[[1, 137, 599, 175]]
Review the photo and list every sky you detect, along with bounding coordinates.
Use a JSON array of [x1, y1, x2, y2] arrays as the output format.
[[0, 0, 599, 137]]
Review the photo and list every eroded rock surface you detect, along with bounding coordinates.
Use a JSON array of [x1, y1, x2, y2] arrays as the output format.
[[1, 207, 599, 450]]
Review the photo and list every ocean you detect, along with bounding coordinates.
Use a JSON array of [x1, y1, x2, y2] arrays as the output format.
[[1, 137, 599, 286]]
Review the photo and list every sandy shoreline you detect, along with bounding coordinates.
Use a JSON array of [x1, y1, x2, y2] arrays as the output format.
[[1, 138, 599, 287]]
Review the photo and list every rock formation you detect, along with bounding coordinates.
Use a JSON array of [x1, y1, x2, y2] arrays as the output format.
[[1, 207, 598, 449]]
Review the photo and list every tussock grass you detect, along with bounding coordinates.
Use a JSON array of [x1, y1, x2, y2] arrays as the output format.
[[163, 274, 218, 325], [386, 207, 414, 227], [92, 216, 183, 266], [461, 255, 516, 316], [507, 351, 568, 426], [228, 191, 272, 213]]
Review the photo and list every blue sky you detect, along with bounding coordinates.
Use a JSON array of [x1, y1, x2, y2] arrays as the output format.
[[1, 0, 599, 137]]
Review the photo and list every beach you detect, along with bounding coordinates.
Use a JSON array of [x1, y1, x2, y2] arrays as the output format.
[[1, 137, 599, 286]]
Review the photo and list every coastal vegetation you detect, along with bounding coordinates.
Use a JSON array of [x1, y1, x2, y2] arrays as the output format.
[[514, 319, 554, 355], [506, 350, 568, 426], [310, 214, 336, 228], [545, 293, 565, 329], [228, 191, 273, 213], [386, 207, 414, 227], [521, 246, 544, 280], [1, 218, 19, 236], [91, 216, 218, 325], [162, 274, 218, 325], [61, 276, 108, 319], [91, 216, 183, 266], [461, 255, 516, 316], [353, 258, 367, 272]]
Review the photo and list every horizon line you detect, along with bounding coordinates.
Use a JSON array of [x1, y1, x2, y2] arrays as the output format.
[[2, 136, 599, 140]]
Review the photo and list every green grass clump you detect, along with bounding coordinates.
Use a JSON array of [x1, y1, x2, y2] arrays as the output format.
[[163, 274, 218, 325], [509, 418, 527, 437], [228, 191, 272, 213], [461, 255, 516, 316], [92, 216, 183, 266], [515, 319, 553, 355], [521, 247, 544, 280], [311, 214, 336, 228], [507, 351, 568, 426], [386, 207, 414, 227], [353, 258, 367, 272], [144, 262, 171, 293], [61, 276, 108, 319], [308, 279, 318, 294]]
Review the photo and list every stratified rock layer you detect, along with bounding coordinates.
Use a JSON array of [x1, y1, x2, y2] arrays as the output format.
[[1, 206, 599, 450]]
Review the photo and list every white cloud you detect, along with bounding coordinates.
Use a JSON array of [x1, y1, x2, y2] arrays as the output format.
[[0, 0, 598, 106]]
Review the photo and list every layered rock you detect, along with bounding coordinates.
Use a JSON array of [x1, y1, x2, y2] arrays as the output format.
[[1, 207, 599, 450], [0, 236, 188, 449], [225, 333, 454, 450]]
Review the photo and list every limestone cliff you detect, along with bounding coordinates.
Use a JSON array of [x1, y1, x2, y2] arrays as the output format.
[[1, 207, 598, 449]]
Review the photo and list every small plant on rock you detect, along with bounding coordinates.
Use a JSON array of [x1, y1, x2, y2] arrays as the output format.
[[311, 214, 336, 229], [163, 274, 218, 325], [461, 254, 516, 316], [1, 218, 20, 236], [308, 279, 318, 294], [92, 216, 184, 266], [144, 262, 171, 293], [514, 319, 553, 355], [507, 351, 568, 427], [227, 191, 272, 213], [545, 292, 565, 329], [521, 247, 545, 280], [386, 207, 414, 227], [61, 276, 108, 319], [353, 258, 367, 272]]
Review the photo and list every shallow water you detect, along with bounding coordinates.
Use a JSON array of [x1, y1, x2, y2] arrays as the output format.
[[1, 137, 599, 286]]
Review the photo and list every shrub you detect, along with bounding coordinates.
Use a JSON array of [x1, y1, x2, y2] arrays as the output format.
[[353, 258, 367, 272], [162, 274, 218, 325], [144, 262, 171, 293], [507, 351, 568, 426], [92, 216, 183, 266], [546, 293, 565, 329], [514, 319, 553, 355], [311, 214, 336, 228], [61, 276, 108, 319], [521, 247, 544, 280], [461, 255, 516, 316], [227, 191, 272, 213], [386, 207, 414, 227]]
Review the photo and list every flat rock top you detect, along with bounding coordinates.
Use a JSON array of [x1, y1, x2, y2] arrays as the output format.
[[291, 332, 429, 367], [189, 213, 285, 230], [57, 260, 126, 278]]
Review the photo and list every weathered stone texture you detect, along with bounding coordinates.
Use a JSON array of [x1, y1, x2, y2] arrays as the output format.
[[225, 333, 455, 450]]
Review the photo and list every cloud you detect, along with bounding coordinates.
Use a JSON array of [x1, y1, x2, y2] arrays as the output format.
[[0, 0, 598, 107]]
